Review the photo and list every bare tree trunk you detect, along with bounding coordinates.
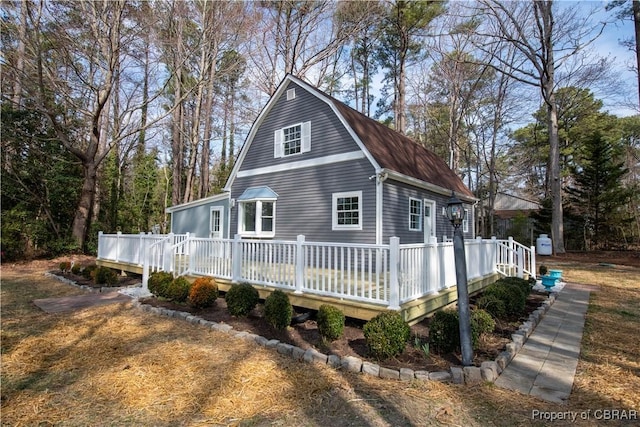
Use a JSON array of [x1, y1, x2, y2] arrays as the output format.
[[634, 0, 640, 109]]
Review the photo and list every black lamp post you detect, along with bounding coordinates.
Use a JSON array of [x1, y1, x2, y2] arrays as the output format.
[[446, 191, 474, 366]]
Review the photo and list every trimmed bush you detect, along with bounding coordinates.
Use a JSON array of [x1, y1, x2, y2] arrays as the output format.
[[498, 277, 532, 298], [471, 309, 496, 345], [93, 266, 118, 285], [225, 283, 259, 317], [317, 304, 345, 341], [264, 290, 293, 330], [166, 276, 191, 303], [429, 309, 460, 354], [363, 311, 411, 360], [188, 277, 219, 308], [59, 261, 71, 272], [82, 264, 97, 279], [71, 263, 82, 275], [476, 293, 507, 319], [148, 271, 173, 298], [482, 282, 526, 317], [429, 308, 496, 354]]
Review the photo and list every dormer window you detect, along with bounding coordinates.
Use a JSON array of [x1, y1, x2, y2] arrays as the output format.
[[274, 121, 311, 158]]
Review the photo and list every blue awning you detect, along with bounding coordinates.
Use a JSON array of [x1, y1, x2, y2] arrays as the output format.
[[237, 186, 278, 201]]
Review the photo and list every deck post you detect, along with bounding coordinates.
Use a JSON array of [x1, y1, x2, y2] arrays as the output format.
[[97, 231, 103, 259], [295, 235, 305, 294], [163, 232, 174, 273], [142, 243, 150, 292], [116, 231, 122, 262], [138, 232, 145, 265], [232, 234, 242, 282], [530, 246, 536, 279], [388, 237, 400, 310], [517, 246, 524, 278], [508, 236, 514, 275]]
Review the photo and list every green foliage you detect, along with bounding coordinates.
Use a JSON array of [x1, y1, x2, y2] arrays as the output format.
[[225, 283, 259, 317], [188, 277, 219, 308], [1, 106, 82, 259], [482, 280, 527, 317], [82, 264, 97, 279], [476, 293, 506, 319], [539, 264, 548, 276], [59, 261, 71, 272], [71, 263, 82, 275], [93, 266, 118, 286], [264, 290, 293, 330], [363, 312, 411, 360], [316, 304, 345, 341], [429, 308, 496, 354], [166, 276, 191, 303], [148, 271, 173, 298], [428, 309, 460, 354]]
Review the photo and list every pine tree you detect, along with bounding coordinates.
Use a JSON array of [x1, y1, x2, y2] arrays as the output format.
[[567, 132, 632, 249]]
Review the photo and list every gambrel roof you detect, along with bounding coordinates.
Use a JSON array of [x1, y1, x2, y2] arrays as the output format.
[[226, 74, 475, 200]]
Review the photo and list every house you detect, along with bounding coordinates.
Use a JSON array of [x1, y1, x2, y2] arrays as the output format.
[[488, 193, 541, 245], [167, 74, 476, 244]]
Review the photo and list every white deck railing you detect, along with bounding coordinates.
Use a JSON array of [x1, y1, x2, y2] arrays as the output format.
[[97, 232, 535, 309]]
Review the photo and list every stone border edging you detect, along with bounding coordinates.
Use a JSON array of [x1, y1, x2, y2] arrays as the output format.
[[130, 291, 558, 385], [46, 272, 557, 385]]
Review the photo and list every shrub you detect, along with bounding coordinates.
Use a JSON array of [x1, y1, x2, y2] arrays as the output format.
[[71, 263, 82, 275], [166, 276, 191, 303], [82, 264, 97, 279], [498, 277, 532, 298], [188, 277, 219, 308], [363, 311, 411, 360], [429, 309, 460, 354], [264, 290, 293, 330], [476, 293, 506, 318], [225, 283, 259, 317], [317, 304, 345, 341], [59, 261, 71, 272], [471, 309, 496, 345], [429, 308, 497, 354], [483, 282, 526, 317], [93, 266, 118, 285], [148, 271, 173, 298]]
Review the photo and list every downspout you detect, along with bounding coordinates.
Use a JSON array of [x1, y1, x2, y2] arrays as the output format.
[[375, 171, 388, 245]]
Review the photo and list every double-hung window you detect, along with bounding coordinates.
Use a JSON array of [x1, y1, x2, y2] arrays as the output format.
[[274, 121, 311, 158], [409, 198, 422, 231], [237, 186, 277, 238], [332, 191, 362, 230]]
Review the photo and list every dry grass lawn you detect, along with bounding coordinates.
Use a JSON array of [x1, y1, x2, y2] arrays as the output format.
[[1, 255, 638, 426]]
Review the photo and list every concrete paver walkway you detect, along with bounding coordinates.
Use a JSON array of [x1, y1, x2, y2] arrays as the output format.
[[495, 283, 591, 404], [33, 291, 132, 313]]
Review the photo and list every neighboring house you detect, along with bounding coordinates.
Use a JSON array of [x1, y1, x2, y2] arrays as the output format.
[[167, 74, 476, 245], [489, 192, 541, 244]]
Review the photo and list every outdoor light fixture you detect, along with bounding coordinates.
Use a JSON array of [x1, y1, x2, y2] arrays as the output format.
[[447, 191, 474, 366], [446, 192, 465, 229]]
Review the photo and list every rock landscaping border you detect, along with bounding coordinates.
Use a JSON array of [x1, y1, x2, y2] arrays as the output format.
[[47, 272, 558, 385]]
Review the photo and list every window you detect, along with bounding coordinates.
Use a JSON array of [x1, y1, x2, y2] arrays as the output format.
[[210, 207, 223, 238], [274, 121, 311, 158], [239, 201, 275, 237], [237, 186, 277, 237], [409, 198, 422, 231], [332, 191, 362, 230], [463, 208, 469, 233], [283, 124, 302, 155]]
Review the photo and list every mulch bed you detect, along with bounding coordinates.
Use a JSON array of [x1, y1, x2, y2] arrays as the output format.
[[139, 289, 547, 372]]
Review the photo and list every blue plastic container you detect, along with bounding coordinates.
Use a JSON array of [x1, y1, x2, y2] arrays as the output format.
[[541, 275, 557, 289], [549, 270, 563, 280]]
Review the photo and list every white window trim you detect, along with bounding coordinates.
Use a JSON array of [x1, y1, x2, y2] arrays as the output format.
[[463, 208, 469, 233], [409, 198, 422, 231], [237, 199, 276, 238], [332, 191, 362, 231], [274, 121, 311, 158]]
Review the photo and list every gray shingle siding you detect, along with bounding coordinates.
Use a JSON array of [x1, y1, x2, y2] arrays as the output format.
[[231, 158, 377, 243], [239, 82, 360, 172]]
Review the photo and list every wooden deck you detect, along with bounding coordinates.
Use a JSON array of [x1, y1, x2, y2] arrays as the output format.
[[97, 258, 499, 324]]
